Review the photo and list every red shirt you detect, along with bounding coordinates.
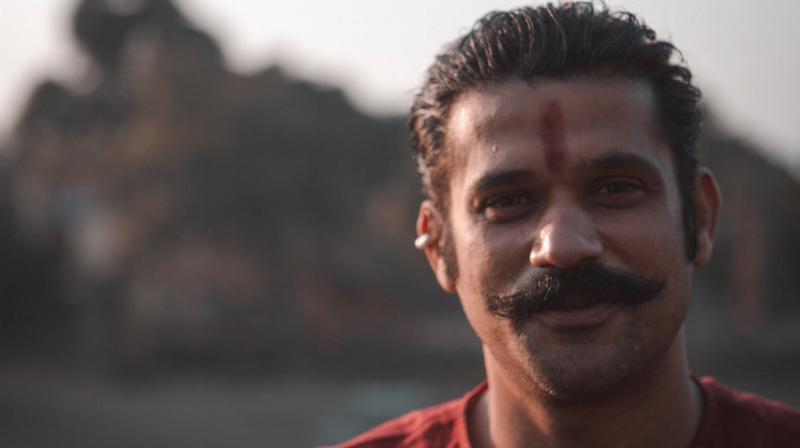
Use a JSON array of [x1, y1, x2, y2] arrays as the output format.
[[334, 377, 800, 447]]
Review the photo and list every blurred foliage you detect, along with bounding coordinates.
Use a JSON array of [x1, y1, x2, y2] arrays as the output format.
[[1, 0, 798, 381]]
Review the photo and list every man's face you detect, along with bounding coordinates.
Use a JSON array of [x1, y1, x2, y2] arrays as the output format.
[[424, 77, 715, 400]]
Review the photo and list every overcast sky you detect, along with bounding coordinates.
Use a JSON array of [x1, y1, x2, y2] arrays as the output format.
[[2, 0, 799, 167]]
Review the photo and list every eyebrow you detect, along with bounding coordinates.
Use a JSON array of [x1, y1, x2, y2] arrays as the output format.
[[470, 169, 536, 195], [468, 152, 663, 196], [580, 151, 662, 176]]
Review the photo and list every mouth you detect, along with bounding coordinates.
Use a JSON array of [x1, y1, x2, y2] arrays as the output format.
[[534, 300, 620, 331]]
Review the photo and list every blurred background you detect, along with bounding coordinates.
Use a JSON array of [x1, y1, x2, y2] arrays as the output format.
[[0, 0, 798, 447]]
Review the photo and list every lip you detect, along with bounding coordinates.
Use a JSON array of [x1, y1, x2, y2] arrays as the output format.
[[534, 302, 620, 331]]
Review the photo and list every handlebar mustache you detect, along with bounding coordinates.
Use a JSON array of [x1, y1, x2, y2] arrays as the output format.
[[485, 263, 665, 320]]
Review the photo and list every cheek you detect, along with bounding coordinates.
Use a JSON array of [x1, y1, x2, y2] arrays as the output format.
[[597, 199, 686, 271], [448, 215, 531, 336], [457, 220, 534, 291]]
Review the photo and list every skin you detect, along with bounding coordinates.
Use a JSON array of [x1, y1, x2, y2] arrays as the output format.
[[540, 101, 567, 172], [416, 77, 721, 447]]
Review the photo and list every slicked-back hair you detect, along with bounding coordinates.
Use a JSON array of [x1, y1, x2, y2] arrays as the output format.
[[410, 2, 702, 260]]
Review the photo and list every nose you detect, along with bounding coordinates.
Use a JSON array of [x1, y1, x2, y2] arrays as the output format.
[[529, 202, 603, 269]]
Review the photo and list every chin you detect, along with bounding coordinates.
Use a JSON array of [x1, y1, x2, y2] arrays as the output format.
[[532, 360, 639, 403], [517, 326, 650, 402]]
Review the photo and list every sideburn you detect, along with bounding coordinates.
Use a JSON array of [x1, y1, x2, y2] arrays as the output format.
[[441, 221, 460, 283]]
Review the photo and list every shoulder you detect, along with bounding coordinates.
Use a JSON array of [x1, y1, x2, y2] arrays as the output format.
[[333, 399, 461, 448], [693, 376, 800, 448], [330, 383, 486, 448]]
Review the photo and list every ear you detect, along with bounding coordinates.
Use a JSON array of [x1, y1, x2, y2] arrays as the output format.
[[692, 167, 722, 267], [417, 200, 457, 293]]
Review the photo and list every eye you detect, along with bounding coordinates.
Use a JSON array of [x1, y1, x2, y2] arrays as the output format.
[[479, 192, 536, 222], [591, 179, 647, 207], [598, 182, 641, 195]]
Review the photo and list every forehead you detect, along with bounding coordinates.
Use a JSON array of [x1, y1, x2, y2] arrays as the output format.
[[443, 77, 670, 192], [446, 77, 661, 151]]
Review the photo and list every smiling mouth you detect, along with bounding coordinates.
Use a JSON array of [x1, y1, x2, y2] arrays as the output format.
[[534, 300, 620, 330]]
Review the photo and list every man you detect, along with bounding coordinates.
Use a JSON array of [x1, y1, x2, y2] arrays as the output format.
[[336, 3, 800, 447]]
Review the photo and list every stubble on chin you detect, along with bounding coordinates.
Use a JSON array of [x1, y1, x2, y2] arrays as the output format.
[[508, 320, 650, 403]]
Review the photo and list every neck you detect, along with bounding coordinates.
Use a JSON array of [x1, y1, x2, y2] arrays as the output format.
[[470, 332, 702, 448]]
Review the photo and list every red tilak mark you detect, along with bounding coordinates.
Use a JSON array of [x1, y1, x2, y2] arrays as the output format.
[[540, 102, 566, 171]]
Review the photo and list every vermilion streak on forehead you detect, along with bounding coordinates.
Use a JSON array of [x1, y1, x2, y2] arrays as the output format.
[[540, 101, 566, 171]]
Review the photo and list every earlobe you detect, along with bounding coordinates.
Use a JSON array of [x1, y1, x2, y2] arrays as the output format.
[[692, 168, 722, 267], [417, 201, 457, 293]]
